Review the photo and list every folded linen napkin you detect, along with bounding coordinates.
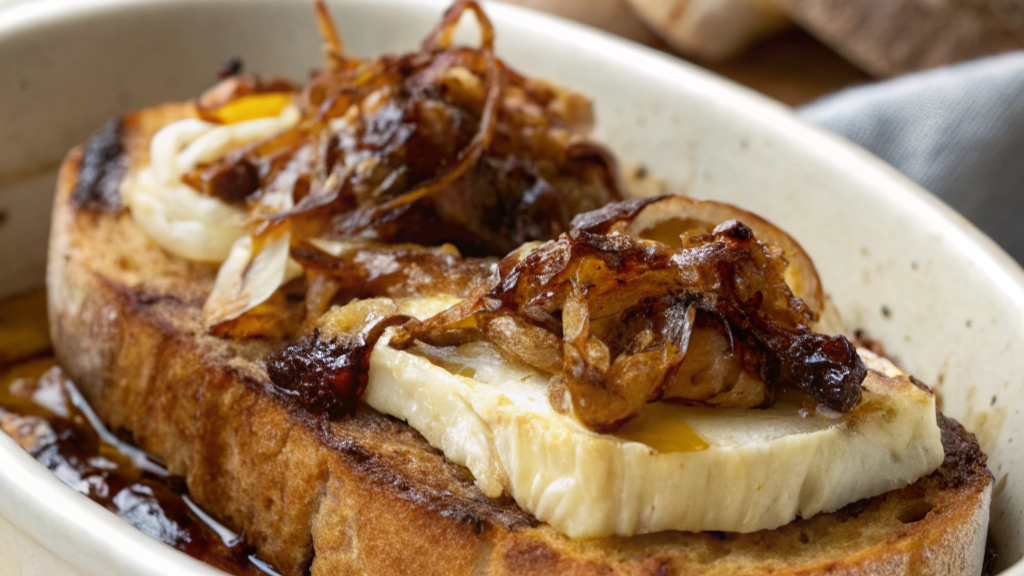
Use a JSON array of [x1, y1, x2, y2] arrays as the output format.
[[801, 51, 1024, 263]]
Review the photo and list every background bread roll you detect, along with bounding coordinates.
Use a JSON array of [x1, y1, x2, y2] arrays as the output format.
[[766, 0, 1024, 76], [492, 0, 660, 44], [625, 0, 790, 61]]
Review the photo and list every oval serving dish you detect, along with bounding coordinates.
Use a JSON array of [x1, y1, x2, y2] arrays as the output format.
[[0, 0, 1022, 573]]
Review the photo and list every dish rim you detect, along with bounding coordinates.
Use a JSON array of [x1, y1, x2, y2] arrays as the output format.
[[0, 0, 1021, 573]]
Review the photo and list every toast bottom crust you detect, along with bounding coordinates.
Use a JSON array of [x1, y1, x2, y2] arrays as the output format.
[[47, 107, 993, 576]]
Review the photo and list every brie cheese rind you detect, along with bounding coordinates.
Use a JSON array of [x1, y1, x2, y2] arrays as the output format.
[[341, 298, 944, 539], [124, 109, 301, 264]]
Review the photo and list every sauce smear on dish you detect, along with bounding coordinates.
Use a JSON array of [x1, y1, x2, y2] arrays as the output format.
[[0, 356, 281, 576]]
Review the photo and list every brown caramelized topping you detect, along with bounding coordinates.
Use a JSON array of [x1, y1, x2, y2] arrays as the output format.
[[180, 3, 861, 430], [935, 412, 991, 490], [267, 314, 409, 417], [293, 241, 496, 318], [182, 157, 260, 204], [392, 197, 866, 431], [184, 0, 620, 256]]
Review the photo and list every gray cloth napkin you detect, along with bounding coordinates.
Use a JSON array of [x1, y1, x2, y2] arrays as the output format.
[[800, 51, 1024, 263]]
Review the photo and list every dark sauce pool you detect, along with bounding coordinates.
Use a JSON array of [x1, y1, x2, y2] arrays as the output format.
[[0, 357, 280, 576]]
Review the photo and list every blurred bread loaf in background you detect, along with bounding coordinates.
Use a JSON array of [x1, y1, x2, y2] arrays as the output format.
[[623, 0, 789, 61], [768, 0, 1024, 76], [495, 0, 791, 61], [494, 0, 1024, 76], [493, 0, 660, 44]]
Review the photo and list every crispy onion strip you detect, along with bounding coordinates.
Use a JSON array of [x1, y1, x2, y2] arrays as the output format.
[[203, 229, 303, 328], [315, 0, 346, 71], [624, 195, 825, 319], [423, 0, 496, 52]]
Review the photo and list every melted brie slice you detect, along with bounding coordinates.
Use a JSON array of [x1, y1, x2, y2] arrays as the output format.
[[355, 298, 944, 538]]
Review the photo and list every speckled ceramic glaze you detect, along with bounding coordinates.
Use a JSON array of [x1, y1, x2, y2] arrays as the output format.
[[0, 0, 1021, 573]]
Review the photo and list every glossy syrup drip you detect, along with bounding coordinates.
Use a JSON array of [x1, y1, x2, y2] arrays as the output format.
[[0, 358, 280, 576], [613, 402, 710, 453]]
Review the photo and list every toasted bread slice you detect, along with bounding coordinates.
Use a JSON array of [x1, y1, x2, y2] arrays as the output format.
[[47, 103, 993, 576]]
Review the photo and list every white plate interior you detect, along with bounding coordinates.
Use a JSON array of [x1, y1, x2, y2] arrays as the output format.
[[0, 0, 1022, 572]]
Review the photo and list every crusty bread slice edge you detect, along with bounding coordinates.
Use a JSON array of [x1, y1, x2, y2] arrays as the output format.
[[47, 102, 993, 576]]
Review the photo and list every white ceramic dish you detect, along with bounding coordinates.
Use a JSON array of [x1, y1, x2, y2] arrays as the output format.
[[0, 0, 1021, 573]]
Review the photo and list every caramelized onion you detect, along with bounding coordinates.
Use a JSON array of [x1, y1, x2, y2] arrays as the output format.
[[267, 301, 411, 416], [625, 195, 825, 318], [314, 0, 346, 72], [291, 238, 496, 318], [191, 3, 863, 432], [203, 230, 302, 328], [183, 0, 619, 259], [393, 196, 865, 431], [175, 0, 622, 335]]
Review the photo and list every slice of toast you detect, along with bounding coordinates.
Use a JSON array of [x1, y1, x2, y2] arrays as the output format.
[[47, 103, 993, 576]]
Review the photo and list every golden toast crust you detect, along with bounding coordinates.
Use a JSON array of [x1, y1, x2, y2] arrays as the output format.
[[47, 104, 993, 576]]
